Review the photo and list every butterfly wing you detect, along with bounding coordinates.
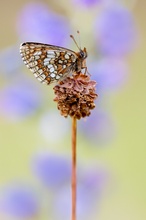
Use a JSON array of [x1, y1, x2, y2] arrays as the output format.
[[20, 42, 78, 84]]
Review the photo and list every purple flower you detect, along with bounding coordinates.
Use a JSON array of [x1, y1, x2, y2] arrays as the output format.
[[0, 78, 43, 121], [0, 46, 22, 77], [79, 110, 116, 145], [81, 167, 108, 194], [0, 183, 38, 218], [95, 5, 138, 56], [72, 0, 100, 8], [17, 2, 70, 46], [31, 152, 71, 188], [89, 58, 128, 92]]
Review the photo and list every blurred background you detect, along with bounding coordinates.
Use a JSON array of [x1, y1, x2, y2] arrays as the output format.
[[0, 0, 146, 219]]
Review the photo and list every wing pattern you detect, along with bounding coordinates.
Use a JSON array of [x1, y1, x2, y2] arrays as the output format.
[[20, 42, 78, 84]]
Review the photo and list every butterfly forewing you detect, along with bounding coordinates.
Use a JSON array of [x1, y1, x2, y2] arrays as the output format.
[[20, 42, 78, 84]]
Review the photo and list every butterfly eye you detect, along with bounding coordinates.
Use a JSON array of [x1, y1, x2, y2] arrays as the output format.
[[80, 50, 85, 58]]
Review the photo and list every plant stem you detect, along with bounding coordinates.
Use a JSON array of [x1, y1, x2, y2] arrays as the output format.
[[71, 117, 77, 220]]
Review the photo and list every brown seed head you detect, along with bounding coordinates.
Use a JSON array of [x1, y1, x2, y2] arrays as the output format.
[[53, 73, 98, 120]]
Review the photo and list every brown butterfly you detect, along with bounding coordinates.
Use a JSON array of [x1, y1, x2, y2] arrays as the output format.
[[20, 34, 88, 85]]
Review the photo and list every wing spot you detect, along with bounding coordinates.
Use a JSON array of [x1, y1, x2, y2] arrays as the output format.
[[58, 60, 63, 64], [44, 58, 51, 63], [50, 59, 55, 64], [65, 54, 69, 59], [47, 51, 55, 55], [24, 61, 29, 65], [29, 56, 35, 61], [47, 54, 55, 58], [34, 73, 38, 77], [29, 61, 38, 67], [40, 74, 46, 80], [38, 69, 43, 74], [63, 65, 66, 69], [34, 51, 42, 56], [32, 66, 39, 72], [54, 65, 57, 70], [50, 73, 56, 78], [56, 75, 61, 80], [35, 55, 40, 60], [55, 52, 60, 56], [50, 67, 55, 73], [47, 64, 53, 68], [44, 62, 49, 66], [30, 46, 35, 49], [25, 51, 30, 55]]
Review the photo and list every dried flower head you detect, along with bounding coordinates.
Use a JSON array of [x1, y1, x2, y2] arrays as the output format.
[[53, 73, 98, 120]]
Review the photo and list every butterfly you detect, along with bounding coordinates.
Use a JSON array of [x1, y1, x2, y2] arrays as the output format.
[[20, 35, 88, 85]]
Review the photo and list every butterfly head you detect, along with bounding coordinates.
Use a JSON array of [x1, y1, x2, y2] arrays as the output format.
[[79, 47, 87, 60]]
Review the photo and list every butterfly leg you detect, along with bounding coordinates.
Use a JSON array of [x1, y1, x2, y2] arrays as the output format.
[[82, 66, 91, 76]]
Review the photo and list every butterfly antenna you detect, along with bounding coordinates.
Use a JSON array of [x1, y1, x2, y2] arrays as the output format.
[[70, 33, 81, 51], [77, 30, 81, 49]]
